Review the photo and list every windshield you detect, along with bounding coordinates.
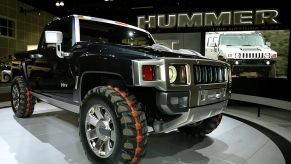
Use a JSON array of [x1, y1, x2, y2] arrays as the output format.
[[220, 34, 265, 46], [79, 20, 155, 47]]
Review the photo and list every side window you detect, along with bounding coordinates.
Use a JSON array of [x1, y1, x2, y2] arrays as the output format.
[[213, 37, 218, 44], [207, 37, 213, 46], [207, 36, 218, 46], [44, 20, 71, 52]]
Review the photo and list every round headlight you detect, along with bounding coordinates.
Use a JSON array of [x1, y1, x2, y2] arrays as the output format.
[[169, 66, 177, 83]]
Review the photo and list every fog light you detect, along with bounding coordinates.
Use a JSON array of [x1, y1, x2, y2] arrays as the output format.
[[235, 61, 239, 65], [266, 61, 270, 65], [170, 96, 188, 107], [170, 97, 179, 105]]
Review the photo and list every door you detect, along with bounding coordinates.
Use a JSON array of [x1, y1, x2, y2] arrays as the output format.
[[28, 18, 75, 101]]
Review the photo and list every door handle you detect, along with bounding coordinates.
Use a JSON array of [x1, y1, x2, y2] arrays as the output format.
[[30, 54, 43, 59]]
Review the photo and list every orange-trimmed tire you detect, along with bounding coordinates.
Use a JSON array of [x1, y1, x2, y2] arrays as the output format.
[[11, 76, 35, 118], [80, 86, 147, 164], [178, 114, 222, 138]]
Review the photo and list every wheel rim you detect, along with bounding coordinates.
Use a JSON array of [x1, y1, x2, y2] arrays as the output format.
[[4, 75, 9, 82], [12, 84, 20, 109], [85, 104, 116, 158]]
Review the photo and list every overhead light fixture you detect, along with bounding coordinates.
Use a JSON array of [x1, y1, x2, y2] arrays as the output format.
[[55, 1, 64, 7]]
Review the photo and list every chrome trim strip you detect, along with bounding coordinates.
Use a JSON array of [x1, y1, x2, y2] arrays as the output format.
[[153, 100, 228, 133], [31, 91, 79, 114], [75, 76, 79, 90], [74, 16, 80, 43]]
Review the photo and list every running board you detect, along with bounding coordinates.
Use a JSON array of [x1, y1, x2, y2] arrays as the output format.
[[31, 91, 79, 114]]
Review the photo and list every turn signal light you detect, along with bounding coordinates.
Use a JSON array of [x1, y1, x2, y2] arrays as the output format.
[[142, 65, 154, 81]]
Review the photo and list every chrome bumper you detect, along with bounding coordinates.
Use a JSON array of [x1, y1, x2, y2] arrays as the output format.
[[153, 100, 228, 133]]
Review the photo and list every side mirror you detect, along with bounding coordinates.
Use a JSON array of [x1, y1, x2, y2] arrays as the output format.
[[266, 42, 271, 47], [45, 31, 63, 58], [209, 42, 217, 47]]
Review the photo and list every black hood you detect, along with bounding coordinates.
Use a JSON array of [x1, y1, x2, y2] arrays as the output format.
[[84, 42, 210, 60]]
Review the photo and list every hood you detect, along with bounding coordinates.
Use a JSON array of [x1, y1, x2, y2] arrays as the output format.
[[219, 45, 273, 53], [85, 42, 210, 60]]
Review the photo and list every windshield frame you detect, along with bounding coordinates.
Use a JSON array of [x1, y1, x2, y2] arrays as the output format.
[[219, 34, 265, 46], [73, 15, 155, 46]]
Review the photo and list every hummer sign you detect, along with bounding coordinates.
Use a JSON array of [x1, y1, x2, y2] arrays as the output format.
[[137, 10, 279, 29]]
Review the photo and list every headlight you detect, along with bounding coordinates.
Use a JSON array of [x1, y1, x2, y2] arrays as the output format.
[[271, 53, 277, 59], [264, 53, 271, 59], [169, 65, 188, 84], [169, 65, 177, 83]]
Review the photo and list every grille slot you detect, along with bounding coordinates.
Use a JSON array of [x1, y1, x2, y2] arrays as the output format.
[[194, 65, 226, 84]]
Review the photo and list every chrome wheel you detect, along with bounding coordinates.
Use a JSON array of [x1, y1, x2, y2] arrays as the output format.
[[85, 104, 116, 158], [12, 84, 20, 109]]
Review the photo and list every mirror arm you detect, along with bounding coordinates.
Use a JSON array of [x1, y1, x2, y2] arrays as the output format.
[[61, 51, 72, 57]]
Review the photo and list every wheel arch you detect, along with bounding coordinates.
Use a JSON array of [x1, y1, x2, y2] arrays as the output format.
[[79, 71, 129, 102]]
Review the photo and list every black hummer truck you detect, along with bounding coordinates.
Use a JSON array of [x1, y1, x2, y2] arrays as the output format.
[[11, 15, 231, 164]]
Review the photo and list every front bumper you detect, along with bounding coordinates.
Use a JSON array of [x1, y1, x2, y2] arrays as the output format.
[[227, 59, 276, 67], [153, 100, 228, 132], [156, 87, 229, 115]]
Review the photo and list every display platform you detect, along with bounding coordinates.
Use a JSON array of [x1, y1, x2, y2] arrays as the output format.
[[0, 103, 286, 164]]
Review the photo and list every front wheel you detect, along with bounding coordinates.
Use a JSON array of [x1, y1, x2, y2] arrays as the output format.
[[80, 86, 148, 164], [178, 114, 222, 138]]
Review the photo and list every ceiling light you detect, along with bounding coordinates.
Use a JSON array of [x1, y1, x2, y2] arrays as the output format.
[[59, 1, 64, 6], [55, 2, 60, 6]]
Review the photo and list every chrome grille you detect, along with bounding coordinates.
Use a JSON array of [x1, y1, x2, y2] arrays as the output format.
[[236, 52, 269, 59], [194, 65, 226, 84]]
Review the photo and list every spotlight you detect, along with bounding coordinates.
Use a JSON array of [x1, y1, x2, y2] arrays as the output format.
[[55, 2, 60, 6], [59, 1, 64, 6]]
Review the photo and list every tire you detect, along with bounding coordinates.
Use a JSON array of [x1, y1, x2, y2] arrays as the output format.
[[3, 74, 11, 82], [11, 76, 35, 118], [178, 114, 222, 138], [80, 86, 148, 164], [268, 64, 276, 78], [258, 65, 276, 78]]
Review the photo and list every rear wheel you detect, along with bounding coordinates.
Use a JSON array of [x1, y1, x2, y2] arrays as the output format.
[[11, 76, 35, 118], [3, 74, 11, 82], [80, 86, 148, 164], [178, 114, 222, 138]]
